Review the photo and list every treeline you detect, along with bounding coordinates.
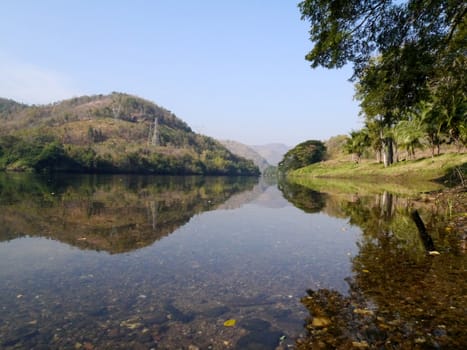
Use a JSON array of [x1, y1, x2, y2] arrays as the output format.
[[0, 132, 259, 176], [299, 0, 466, 166], [346, 81, 466, 164]]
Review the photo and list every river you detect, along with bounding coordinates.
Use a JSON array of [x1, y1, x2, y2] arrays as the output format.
[[0, 173, 465, 349]]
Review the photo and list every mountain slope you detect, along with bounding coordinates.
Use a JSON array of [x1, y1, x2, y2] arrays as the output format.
[[220, 139, 270, 173], [250, 143, 291, 166], [0, 93, 259, 175]]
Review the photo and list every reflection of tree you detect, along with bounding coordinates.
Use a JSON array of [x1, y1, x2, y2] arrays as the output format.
[[278, 181, 326, 213], [295, 189, 467, 349], [0, 173, 257, 253]]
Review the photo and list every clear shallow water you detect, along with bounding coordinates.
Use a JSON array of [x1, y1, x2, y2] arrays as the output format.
[[0, 174, 465, 349]]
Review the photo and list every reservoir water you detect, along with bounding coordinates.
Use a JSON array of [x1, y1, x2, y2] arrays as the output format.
[[0, 174, 465, 349]]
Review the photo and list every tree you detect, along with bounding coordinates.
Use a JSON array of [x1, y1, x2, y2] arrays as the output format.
[[412, 101, 445, 157], [345, 129, 370, 162], [354, 58, 401, 166], [33, 141, 73, 172], [278, 140, 326, 173], [393, 119, 424, 159], [325, 134, 349, 160], [299, 1, 466, 163], [298, 0, 466, 83]]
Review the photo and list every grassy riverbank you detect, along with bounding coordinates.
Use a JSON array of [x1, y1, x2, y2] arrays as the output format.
[[290, 152, 467, 185]]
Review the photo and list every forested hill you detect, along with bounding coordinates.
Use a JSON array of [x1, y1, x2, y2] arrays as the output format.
[[0, 93, 259, 175]]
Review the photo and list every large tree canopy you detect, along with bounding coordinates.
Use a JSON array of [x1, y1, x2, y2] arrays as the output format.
[[298, 0, 466, 80]]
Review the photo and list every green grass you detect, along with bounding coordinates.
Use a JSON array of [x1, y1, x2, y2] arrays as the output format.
[[287, 152, 467, 195], [290, 152, 467, 183]]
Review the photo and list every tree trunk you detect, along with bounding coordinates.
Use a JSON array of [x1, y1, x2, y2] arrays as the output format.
[[393, 140, 399, 162], [383, 137, 394, 167]]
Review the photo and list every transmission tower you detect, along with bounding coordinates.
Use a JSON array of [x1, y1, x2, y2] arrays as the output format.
[[151, 117, 159, 146]]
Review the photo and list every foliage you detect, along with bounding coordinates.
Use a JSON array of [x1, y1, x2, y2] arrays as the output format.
[[262, 166, 278, 178], [278, 140, 326, 173], [298, 0, 466, 81], [345, 129, 370, 162], [324, 134, 349, 160], [299, 0, 466, 166], [33, 141, 75, 172], [0, 98, 28, 119], [0, 93, 260, 176], [393, 119, 424, 159]]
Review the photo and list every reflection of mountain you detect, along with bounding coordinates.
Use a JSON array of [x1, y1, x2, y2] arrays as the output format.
[[0, 173, 257, 253], [251, 185, 291, 209], [217, 178, 290, 210], [217, 179, 270, 209]]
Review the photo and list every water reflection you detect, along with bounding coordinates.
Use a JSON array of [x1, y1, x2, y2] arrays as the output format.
[[0, 174, 360, 349], [1, 174, 465, 349], [278, 181, 326, 213], [283, 180, 467, 349], [0, 173, 258, 253]]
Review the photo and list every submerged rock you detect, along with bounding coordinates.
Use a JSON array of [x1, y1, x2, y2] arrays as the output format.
[[241, 318, 272, 331], [164, 301, 195, 323], [236, 330, 283, 350], [203, 305, 230, 317]]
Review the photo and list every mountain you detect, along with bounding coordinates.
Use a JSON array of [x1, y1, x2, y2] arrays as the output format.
[[250, 143, 291, 166], [220, 139, 270, 173], [0, 93, 259, 175]]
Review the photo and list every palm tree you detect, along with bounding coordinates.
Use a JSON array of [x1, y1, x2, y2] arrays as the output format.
[[394, 119, 424, 159], [345, 129, 370, 163]]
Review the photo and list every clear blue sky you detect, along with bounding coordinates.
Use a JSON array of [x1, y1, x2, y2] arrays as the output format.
[[0, 0, 362, 146]]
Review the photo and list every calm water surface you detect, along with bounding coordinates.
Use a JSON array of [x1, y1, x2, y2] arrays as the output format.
[[0, 174, 465, 349]]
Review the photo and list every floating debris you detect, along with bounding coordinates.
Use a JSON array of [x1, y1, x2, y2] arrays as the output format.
[[223, 319, 236, 327], [120, 319, 143, 330]]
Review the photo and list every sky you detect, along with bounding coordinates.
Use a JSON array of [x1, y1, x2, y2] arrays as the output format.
[[0, 0, 362, 146]]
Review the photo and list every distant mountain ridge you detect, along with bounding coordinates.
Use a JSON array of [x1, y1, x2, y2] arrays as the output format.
[[250, 143, 291, 166], [220, 140, 270, 172], [0, 93, 259, 175]]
